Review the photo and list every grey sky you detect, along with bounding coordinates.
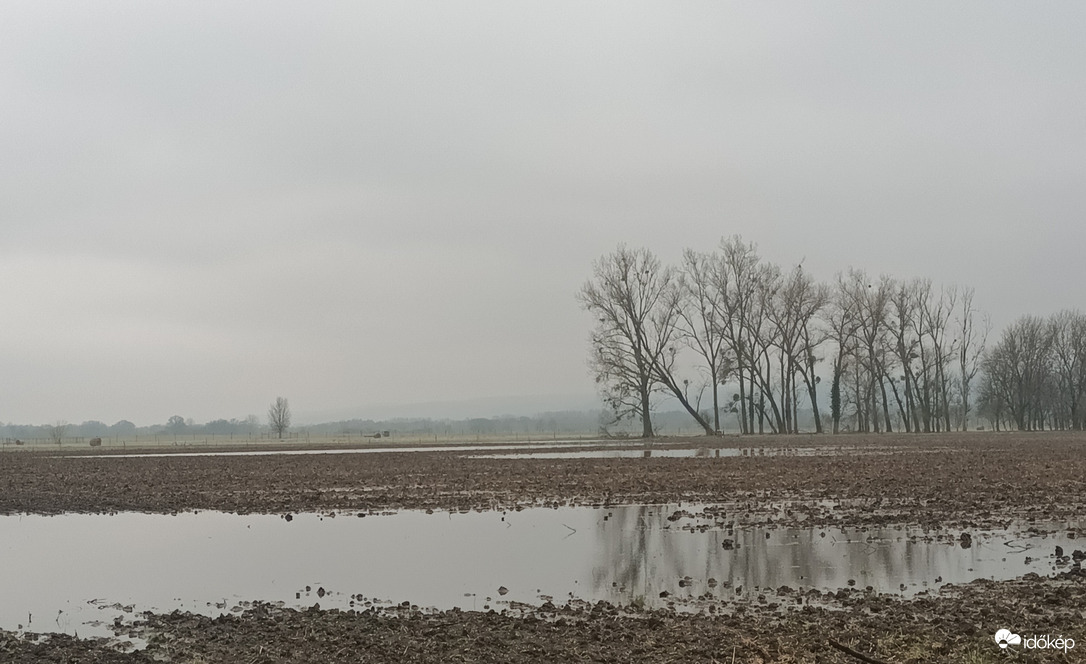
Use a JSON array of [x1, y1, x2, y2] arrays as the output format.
[[2, 2, 1084, 425]]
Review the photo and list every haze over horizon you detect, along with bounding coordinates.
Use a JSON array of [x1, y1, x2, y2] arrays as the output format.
[[3, 2, 1084, 426]]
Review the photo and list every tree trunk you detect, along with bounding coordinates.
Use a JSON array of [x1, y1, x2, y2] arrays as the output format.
[[657, 374, 715, 435], [830, 360, 842, 434], [640, 383, 654, 437], [758, 392, 766, 434], [737, 355, 749, 434], [803, 372, 823, 433], [878, 375, 893, 433], [748, 363, 757, 434], [711, 355, 721, 433]]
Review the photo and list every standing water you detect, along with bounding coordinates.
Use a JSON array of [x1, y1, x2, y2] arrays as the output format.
[[0, 506, 1078, 639]]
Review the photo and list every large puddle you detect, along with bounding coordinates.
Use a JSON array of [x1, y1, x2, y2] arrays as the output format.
[[65, 439, 616, 459], [467, 446, 923, 459], [60, 441, 940, 460], [469, 448, 742, 459], [0, 507, 1080, 640]]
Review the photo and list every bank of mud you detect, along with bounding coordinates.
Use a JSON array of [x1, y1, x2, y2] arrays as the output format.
[[3, 569, 1083, 663]]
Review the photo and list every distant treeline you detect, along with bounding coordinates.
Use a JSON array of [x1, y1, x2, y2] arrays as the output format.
[[981, 311, 1086, 431], [1, 416, 262, 441], [3, 410, 670, 441], [581, 238, 1086, 436], [303, 412, 598, 437], [296, 409, 749, 437]]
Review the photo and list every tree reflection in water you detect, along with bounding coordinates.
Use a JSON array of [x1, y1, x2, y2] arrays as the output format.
[[590, 505, 1076, 606]]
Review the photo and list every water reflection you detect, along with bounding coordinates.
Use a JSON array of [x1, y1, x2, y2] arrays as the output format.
[[72, 439, 614, 459], [470, 446, 924, 460], [590, 507, 1078, 603], [80, 443, 935, 461], [470, 448, 742, 459], [0, 507, 1078, 639]]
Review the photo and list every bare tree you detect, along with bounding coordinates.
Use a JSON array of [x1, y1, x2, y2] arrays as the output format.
[[908, 280, 937, 431], [1049, 310, 1086, 430], [906, 281, 960, 432], [748, 261, 784, 433], [823, 274, 862, 434], [976, 372, 1005, 431], [955, 287, 989, 430], [981, 316, 1053, 431], [268, 397, 291, 439], [48, 420, 68, 446], [646, 307, 719, 436], [677, 249, 735, 433], [579, 246, 673, 437], [710, 236, 765, 434], [887, 279, 922, 432], [839, 270, 894, 432], [765, 263, 828, 433], [792, 272, 831, 434], [582, 246, 719, 436], [576, 237, 1005, 437], [921, 286, 958, 432]]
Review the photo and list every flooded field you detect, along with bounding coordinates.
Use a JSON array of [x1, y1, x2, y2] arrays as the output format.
[[2, 505, 1080, 640], [60, 442, 954, 461], [468, 448, 742, 459], [59, 439, 618, 459], [2, 433, 1085, 663], [467, 445, 938, 459]]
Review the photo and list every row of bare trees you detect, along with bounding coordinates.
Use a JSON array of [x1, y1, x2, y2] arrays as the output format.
[[579, 238, 991, 436], [978, 311, 1086, 431]]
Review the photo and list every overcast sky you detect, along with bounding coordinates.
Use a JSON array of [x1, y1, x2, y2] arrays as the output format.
[[2, 2, 1084, 426]]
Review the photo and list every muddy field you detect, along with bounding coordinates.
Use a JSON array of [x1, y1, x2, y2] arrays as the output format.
[[4, 569, 1084, 664], [3, 432, 1085, 529], [1, 431, 1084, 662]]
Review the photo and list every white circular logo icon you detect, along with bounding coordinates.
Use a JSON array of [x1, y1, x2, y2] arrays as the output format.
[[995, 629, 1022, 649]]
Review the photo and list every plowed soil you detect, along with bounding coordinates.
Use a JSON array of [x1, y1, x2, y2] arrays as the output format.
[[2, 431, 1084, 662], [2, 432, 1085, 529]]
